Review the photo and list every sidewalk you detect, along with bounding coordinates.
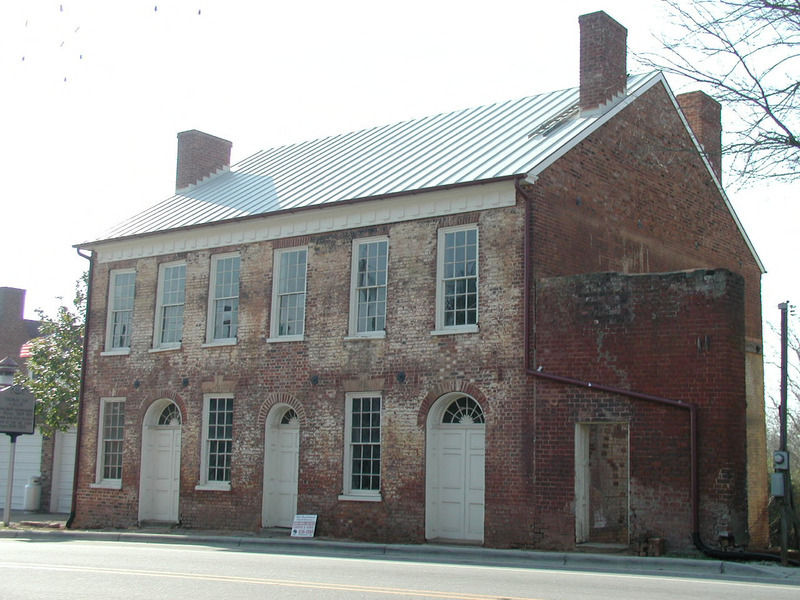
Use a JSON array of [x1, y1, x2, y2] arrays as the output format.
[[2, 511, 799, 585]]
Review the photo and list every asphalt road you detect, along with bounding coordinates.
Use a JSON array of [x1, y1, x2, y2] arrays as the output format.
[[1, 538, 798, 600]]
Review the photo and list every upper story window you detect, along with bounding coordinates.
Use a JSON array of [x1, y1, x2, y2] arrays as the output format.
[[105, 269, 135, 353], [435, 225, 479, 334], [154, 261, 186, 350], [349, 238, 388, 338], [207, 253, 240, 344], [270, 247, 307, 341]]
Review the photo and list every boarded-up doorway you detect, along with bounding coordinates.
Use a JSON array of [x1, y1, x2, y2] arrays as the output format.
[[575, 422, 629, 544]]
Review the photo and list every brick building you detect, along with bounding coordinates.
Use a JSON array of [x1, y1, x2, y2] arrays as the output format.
[[72, 12, 768, 552]]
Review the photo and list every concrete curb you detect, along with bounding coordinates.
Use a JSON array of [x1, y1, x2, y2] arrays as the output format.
[[2, 526, 799, 584]]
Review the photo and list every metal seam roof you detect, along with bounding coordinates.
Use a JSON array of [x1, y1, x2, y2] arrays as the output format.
[[93, 73, 661, 242]]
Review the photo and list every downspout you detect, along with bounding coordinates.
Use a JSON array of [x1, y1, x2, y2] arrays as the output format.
[[515, 177, 790, 563], [67, 248, 94, 528]]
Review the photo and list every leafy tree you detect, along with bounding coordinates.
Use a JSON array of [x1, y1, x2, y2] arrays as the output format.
[[14, 274, 86, 438], [640, 0, 800, 183]]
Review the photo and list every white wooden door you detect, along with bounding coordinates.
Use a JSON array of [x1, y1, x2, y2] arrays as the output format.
[[465, 429, 486, 539], [50, 428, 77, 513], [139, 426, 181, 522], [431, 427, 485, 541], [437, 430, 466, 536], [263, 421, 299, 528]]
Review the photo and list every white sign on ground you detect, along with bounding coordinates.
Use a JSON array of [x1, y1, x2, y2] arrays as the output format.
[[291, 514, 317, 538]]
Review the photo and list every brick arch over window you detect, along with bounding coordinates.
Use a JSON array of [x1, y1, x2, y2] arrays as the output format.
[[418, 381, 488, 427], [137, 390, 187, 424], [257, 393, 306, 427]]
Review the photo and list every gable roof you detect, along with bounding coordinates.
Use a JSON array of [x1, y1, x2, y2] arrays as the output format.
[[80, 71, 764, 274], [91, 72, 663, 243]]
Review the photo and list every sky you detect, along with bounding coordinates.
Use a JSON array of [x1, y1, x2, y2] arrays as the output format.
[[0, 1, 797, 366]]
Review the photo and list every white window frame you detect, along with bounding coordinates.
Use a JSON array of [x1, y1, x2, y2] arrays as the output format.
[[152, 261, 186, 351], [339, 393, 382, 502], [103, 269, 136, 355], [205, 252, 241, 346], [268, 246, 308, 342], [196, 394, 234, 491], [433, 224, 479, 335], [347, 237, 388, 339], [91, 397, 125, 489]]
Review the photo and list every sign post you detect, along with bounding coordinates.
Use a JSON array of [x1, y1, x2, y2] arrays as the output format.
[[0, 384, 36, 526], [3, 434, 19, 527]]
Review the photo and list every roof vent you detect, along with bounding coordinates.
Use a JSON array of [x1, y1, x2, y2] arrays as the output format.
[[528, 105, 580, 138]]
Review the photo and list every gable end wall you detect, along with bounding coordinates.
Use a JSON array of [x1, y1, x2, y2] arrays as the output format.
[[526, 81, 767, 547]]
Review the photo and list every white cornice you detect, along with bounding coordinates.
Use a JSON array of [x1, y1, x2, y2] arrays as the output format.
[[88, 182, 516, 263]]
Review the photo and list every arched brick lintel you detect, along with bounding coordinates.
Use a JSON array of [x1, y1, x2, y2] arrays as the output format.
[[417, 380, 488, 427], [137, 390, 187, 424], [257, 393, 307, 427]]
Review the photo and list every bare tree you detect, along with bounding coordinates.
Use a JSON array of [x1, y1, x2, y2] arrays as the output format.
[[640, 1, 800, 183]]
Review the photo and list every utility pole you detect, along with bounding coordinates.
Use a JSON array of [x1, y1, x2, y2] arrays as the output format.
[[779, 302, 789, 452], [774, 302, 800, 566], [777, 301, 790, 566]]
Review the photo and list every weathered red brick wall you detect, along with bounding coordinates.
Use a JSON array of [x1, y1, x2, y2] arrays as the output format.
[[72, 204, 529, 540], [528, 82, 761, 340], [525, 80, 766, 546], [533, 269, 748, 550]]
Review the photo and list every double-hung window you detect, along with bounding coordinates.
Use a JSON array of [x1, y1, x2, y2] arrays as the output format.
[[154, 261, 186, 349], [341, 394, 381, 500], [207, 253, 240, 344], [105, 269, 135, 353], [349, 238, 388, 337], [93, 398, 125, 489], [435, 225, 479, 333], [197, 395, 233, 490], [270, 247, 307, 341]]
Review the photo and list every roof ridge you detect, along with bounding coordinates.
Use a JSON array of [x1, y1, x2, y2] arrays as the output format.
[[84, 72, 662, 244]]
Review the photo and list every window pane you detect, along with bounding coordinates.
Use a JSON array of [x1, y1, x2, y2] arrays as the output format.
[[442, 396, 485, 424], [159, 264, 185, 344], [441, 228, 478, 327], [349, 396, 381, 491], [207, 397, 233, 483], [212, 256, 240, 340], [102, 401, 125, 480], [110, 272, 135, 349], [354, 240, 388, 333], [277, 250, 307, 336]]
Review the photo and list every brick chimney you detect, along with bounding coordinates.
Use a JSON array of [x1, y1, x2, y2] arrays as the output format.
[[0, 287, 25, 321], [677, 91, 723, 183], [175, 130, 232, 192], [579, 11, 628, 116]]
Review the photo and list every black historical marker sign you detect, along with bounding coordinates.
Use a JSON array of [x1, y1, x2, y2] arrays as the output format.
[[0, 385, 36, 436]]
